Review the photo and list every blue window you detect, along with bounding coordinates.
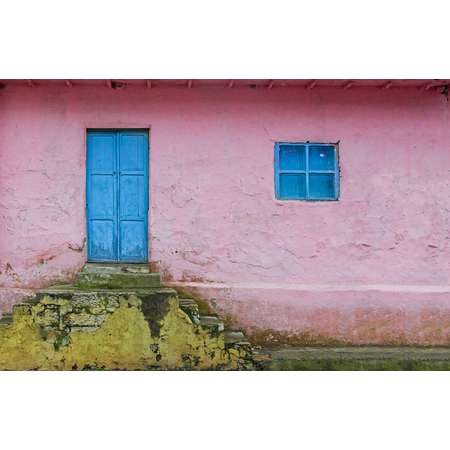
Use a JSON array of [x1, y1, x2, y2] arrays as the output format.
[[274, 143, 339, 200]]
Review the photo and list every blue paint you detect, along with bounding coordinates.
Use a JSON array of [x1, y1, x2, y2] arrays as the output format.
[[87, 130, 149, 262], [274, 142, 339, 200]]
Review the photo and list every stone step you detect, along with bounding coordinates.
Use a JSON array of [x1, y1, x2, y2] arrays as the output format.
[[223, 330, 253, 352], [223, 330, 249, 345], [74, 271, 160, 289], [199, 315, 225, 333], [20, 294, 40, 305], [178, 298, 198, 308], [82, 263, 150, 274], [251, 349, 272, 364], [0, 313, 13, 326], [13, 303, 32, 313], [178, 298, 200, 324]]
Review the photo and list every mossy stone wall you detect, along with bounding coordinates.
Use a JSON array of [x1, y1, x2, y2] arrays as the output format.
[[0, 289, 252, 370]]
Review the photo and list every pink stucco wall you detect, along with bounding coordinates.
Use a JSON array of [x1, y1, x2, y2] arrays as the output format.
[[1, 82, 450, 344]]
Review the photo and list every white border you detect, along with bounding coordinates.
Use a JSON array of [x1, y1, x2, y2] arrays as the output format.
[[2, 0, 450, 78], [1, 1, 450, 449]]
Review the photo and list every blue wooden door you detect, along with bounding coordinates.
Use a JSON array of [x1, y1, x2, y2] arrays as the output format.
[[87, 130, 149, 262]]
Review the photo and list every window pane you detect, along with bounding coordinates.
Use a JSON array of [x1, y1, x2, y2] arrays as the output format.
[[279, 173, 306, 199], [279, 145, 306, 170], [309, 174, 335, 199], [309, 145, 335, 171]]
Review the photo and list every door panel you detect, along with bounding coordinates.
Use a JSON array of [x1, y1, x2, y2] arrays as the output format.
[[90, 175, 115, 217], [119, 221, 147, 261], [90, 134, 116, 172], [119, 175, 145, 217], [119, 133, 146, 171], [90, 220, 116, 260], [118, 131, 148, 262], [87, 132, 117, 261], [87, 130, 148, 262]]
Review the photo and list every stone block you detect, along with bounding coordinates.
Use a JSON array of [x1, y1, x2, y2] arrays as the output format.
[[200, 316, 225, 333], [83, 263, 150, 274], [35, 308, 60, 327], [74, 272, 160, 289], [64, 312, 106, 328]]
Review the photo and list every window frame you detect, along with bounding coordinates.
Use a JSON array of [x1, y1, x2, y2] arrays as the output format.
[[274, 142, 340, 201]]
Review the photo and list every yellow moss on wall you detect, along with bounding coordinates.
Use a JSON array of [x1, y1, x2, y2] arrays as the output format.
[[0, 295, 248, 370], [0, 308, 52, 370], [158, 298, 237, 369], [60, 297, 155, 370]]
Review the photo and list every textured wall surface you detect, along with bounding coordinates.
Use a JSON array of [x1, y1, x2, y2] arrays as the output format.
[[0, 290, 251, 370], [1, 83, 450, 343]]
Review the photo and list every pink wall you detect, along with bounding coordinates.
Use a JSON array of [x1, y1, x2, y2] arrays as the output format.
[[1, 82, 450, 344]]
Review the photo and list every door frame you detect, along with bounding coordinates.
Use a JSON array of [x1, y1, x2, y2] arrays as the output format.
[[85, 128, 150, 263]]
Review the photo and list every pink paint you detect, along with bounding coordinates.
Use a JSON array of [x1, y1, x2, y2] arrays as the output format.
[[173, 282, 450, 345], [1, 81, 450, 344]]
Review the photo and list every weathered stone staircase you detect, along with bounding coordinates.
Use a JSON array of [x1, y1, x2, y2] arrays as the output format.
[[0, 263, 256, 370]]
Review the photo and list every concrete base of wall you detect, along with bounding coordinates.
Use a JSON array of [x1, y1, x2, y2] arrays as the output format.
[[3, 280, 450, 347], [169, 281, 450, 346]]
